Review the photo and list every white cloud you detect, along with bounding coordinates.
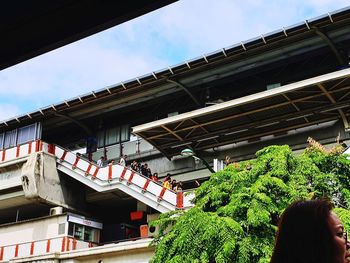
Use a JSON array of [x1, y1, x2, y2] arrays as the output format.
[[0, 36, 171, 109], [150, 0, 349, 56], [0, 104, 21, 122], [304, 0, 349, 9]]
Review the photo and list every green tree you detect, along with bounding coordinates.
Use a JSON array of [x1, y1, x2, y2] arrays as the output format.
[[150, 142, 350, 263]]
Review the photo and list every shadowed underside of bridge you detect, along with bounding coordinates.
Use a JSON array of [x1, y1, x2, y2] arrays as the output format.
[[0, 0, 177, 70]]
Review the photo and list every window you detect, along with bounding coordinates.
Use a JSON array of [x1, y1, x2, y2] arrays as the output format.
[[97, 130, 105, 148], [0, 123, 41, 150], [105, 126, 120, 145], [120, 124, 129, 142], [68, 222, 100, 243], [0, 133, 4, 149], [17, 124, 36, 144], [3, 130, 16, 148], [97, 124, 130, 148]]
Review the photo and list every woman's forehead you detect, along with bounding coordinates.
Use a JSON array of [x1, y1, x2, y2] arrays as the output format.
[[329, 212, 342, 227]]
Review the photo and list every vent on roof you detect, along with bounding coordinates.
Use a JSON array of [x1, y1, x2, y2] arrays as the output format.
[[266, 83, 281, 90]]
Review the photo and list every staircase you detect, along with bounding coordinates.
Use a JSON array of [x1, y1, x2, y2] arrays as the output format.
[[0, 141, 194, 212], [52, 143, 194, 212]]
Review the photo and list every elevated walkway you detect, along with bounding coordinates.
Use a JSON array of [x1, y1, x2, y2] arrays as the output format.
[[0, 141, 194, 213]]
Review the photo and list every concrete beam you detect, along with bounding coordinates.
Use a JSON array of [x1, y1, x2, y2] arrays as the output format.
[[20, 152, 85, 211]]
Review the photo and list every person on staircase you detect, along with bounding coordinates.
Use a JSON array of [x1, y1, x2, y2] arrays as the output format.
[[119, 154, 127, 167]]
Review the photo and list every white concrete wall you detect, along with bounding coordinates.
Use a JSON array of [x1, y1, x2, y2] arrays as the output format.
[[0, 214, 67, 246], [0, 165, 22, 190], [10, 239, 154, 263], [60, 239, 155, 263], [69, 249, 154, 263]]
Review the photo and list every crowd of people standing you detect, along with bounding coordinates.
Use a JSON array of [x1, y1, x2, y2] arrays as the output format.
[[96, 155, 183, 192]]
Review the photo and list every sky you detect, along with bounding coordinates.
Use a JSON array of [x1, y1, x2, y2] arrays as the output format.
[[0, 0, 349, 122]]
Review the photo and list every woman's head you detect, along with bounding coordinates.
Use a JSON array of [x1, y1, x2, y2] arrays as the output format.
[[329, 211, 350, 263], [270, 199, 350, 263], [165, 173, 171, 181]]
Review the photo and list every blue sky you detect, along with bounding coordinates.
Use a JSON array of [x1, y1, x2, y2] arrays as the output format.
[[0, 0, 349, 121]]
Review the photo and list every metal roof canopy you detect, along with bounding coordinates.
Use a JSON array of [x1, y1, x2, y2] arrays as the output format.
[[133, 68, 350, 158], [0, 0, 176, 70]]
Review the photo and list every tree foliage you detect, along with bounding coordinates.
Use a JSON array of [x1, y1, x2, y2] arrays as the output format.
[[150, 141, 350, 263]]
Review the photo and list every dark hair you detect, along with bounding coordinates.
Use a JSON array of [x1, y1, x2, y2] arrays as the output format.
[[270, 199, 337, 263]]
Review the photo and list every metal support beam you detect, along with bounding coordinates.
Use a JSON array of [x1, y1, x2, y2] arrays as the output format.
[[54, 113, 93, 136], [282, 94, 309, 123], [166, 79, 201, 107], [161, 125, 184, 141], [313, 28, 345, 66], [317, 84, 349, 131]]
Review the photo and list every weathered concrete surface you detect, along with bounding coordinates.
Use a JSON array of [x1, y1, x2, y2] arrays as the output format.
[[21, 152, 85, 211]]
